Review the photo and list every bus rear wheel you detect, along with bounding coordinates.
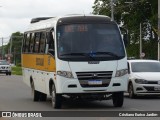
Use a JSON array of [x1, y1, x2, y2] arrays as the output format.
[[31, 81, 39, 101], [51, 84, 62, 109], [112, 92, 124, 107], [39, 92, 47, 101]]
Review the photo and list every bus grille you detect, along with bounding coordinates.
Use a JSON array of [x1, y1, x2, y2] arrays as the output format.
[[76, 71, 113, 88]]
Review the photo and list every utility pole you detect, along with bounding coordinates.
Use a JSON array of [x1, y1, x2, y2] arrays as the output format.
[[158, 19, 160, 61], [140, 23, 142, 59], [111, 0, 114, 21], [1, 37, 3, 60], [10, 35, 12, 55], [158, 41, 160, 61], [158, 0, 160, 61], [14, 48, 16, 65]]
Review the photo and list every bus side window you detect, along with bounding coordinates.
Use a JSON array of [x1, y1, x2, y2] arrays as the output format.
[[47, 31, 55, 55], [25, 33, 30, 53], [34, 32, 40, 53], [29, 33, 35, 53], [39, 32, 46, 53]]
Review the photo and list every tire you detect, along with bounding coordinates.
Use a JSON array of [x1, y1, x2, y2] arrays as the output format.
[[6, 72, 8, 75], [9, 72, 11, 76], [128, 83, 136, 98], [112, 92, 124, 107], [31, 81, 40, 101], [39, 92, 47, 101], [51, 84, 62, 109]]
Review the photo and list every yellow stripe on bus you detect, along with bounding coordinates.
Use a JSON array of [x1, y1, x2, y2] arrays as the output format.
[[22, 54, 56, 72]]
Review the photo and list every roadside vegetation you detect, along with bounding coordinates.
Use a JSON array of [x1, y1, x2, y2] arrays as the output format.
[[93, 0, 158, 59], [12, 66, 22, 75]]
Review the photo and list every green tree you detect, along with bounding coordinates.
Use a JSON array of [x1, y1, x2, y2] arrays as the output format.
[[4, 32, 23, 65], [93, 0, 158, 59]]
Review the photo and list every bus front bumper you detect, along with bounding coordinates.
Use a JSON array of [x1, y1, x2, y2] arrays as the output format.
[[56, 75, 128, 94]]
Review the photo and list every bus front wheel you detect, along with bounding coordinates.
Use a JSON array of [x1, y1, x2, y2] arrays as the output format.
[[112, 92, 124, 107], [51, 84, 62, 109]]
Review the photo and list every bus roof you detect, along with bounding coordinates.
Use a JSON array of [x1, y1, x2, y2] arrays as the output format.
[[25, 15, 112, 32]]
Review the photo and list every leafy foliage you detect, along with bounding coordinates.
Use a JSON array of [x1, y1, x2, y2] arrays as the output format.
[[4, 32, 23, 65], [12, 66, 22, 75], [93, 0, 158, 59]]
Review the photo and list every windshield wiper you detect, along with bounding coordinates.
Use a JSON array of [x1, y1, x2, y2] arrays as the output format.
[[60, 53, 95, 60], [60, 53, 87, 56], [93, 52, 119, 58], [60, 52, 120, 59]]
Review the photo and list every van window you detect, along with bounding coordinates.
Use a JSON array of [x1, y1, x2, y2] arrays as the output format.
[[29, 33, 35, 53], [46, 31, 55, 56], [39, 32, 46, 53], [47, 32, 54, 50], [25, 33, 30, 52], [34, 33, 40, 53]]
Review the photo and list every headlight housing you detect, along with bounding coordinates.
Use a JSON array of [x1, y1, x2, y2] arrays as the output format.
[[135, 79, 148, 84], [115, 69, 128, 77], [57, 71, 74, 78]]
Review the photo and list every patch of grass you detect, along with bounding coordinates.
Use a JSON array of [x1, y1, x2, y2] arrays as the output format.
[[12, 66, 22, 75]]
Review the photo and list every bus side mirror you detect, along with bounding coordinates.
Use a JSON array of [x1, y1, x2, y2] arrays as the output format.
[[120, 27, 128, 47], [123, 34, 128, 47]]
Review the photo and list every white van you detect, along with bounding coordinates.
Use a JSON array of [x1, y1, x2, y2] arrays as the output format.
[[22, 15, 128, 108]]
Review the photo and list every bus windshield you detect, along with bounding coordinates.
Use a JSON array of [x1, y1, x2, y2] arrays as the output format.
[[57, 23, 125, 61]]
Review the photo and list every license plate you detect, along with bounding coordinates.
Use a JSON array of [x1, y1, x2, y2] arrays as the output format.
[[88, 80, 102, 85], [154, 86, 160, 91]]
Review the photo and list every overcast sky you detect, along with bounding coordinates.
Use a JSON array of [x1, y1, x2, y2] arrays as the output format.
[[0, 0, 94, 45]]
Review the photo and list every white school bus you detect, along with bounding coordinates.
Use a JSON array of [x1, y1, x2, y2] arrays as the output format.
[[22, 15, 128, 109]]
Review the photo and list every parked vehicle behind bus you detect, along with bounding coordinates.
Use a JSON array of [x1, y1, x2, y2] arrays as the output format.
[[22, 15, 128, 108], [127, 60, 160, 98], [0, 60, 11, 75]]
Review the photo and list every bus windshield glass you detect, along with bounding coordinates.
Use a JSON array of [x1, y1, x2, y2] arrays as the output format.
[[57, 23, 125, 61]]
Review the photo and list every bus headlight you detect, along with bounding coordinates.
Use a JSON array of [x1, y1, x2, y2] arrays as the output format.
[[57, 71, 74, 78], [115, 69, 128, 77]]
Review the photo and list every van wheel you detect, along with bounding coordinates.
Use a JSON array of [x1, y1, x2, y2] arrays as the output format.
[[31, 81, 39, 101], [112, 92, 124, 107], [6, 72, 8, 75], [128, 83, 136, 98], [51, 84, 62, 109], [9, 72, 11, 76]]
